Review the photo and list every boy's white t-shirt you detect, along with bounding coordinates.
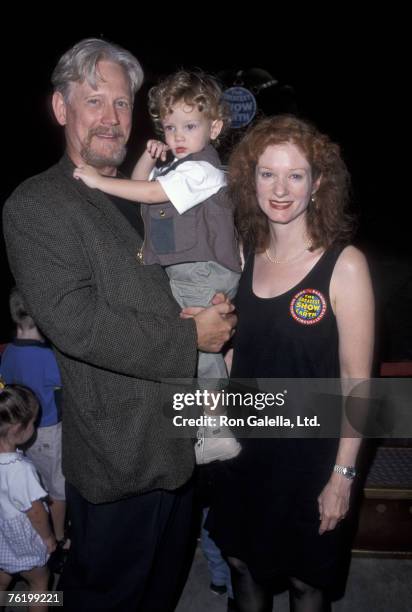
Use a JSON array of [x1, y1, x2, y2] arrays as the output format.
[[151, 160, 226, 214]]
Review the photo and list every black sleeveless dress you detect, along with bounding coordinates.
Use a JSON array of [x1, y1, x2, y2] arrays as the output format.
[[206, 247, 351, 592]]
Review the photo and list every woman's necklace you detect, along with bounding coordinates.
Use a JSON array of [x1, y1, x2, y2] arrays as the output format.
[[265, 239, 313, 265]]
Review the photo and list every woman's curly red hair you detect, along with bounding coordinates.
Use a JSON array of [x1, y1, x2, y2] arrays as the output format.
[[228, 115, 354, 252]]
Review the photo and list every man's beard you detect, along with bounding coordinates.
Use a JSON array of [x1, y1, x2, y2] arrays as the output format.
[[81, 127, 127, 168]]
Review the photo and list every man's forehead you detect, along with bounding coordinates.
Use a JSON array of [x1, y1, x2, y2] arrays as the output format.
[[73, 61, 132, 97]]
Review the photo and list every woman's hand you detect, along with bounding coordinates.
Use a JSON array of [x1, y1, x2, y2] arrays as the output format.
[[317, 472, 352, 534]]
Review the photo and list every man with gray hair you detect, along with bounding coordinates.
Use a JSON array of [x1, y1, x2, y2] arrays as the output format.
[[3, 38, 236, 611]]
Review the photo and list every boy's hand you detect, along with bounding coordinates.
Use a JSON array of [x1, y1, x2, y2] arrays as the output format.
[[73, 164, 101, 189], [146, 139, 169, 162]]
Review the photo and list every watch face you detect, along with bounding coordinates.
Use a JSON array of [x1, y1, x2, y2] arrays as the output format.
[[335, 465, 356, 479]]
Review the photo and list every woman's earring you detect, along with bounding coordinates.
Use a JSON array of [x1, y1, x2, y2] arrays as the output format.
[[311, 195, 316, 204]]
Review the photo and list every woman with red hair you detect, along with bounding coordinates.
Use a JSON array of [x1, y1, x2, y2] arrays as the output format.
[[205, 115, 374, 612]]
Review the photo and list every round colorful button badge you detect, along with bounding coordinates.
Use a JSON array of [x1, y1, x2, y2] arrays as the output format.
[[290, 289, 327, 325]]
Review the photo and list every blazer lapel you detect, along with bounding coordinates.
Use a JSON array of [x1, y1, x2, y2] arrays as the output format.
[[58, 155, 143, 258]]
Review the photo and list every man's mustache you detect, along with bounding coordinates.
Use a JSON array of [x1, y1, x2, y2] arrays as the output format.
[[88, 127, 124, 138]]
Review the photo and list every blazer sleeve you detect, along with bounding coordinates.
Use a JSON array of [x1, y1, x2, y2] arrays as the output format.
[[3, 182, 198, 381]]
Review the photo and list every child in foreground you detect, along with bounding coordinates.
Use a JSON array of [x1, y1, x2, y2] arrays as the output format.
[[73, 70, 241, 384], [0, 383, 56, 612]]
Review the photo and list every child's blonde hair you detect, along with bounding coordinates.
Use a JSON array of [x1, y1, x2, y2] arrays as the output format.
[[148, 70, 231, 140]]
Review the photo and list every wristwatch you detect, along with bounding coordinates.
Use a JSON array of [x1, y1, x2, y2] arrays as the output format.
[[333, 464, 357, 480]]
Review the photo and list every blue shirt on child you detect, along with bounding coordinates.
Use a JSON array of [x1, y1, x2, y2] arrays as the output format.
[[0, 339, 61, 427]]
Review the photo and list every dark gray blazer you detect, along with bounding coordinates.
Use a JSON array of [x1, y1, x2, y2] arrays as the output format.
[[3, 155, 198, 503]]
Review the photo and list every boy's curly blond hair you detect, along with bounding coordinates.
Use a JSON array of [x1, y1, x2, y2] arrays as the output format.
[[148, 70, 231, 141]]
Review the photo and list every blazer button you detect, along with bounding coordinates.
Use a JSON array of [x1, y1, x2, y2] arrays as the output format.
[[159, 209, 165, 217]]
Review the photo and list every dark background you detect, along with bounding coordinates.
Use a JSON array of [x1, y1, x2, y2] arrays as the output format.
[[1, 27, 410, 362]]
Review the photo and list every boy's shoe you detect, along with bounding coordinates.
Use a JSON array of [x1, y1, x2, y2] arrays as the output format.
[[210, 582, 227, 596], [195, 425, 241, 464]]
